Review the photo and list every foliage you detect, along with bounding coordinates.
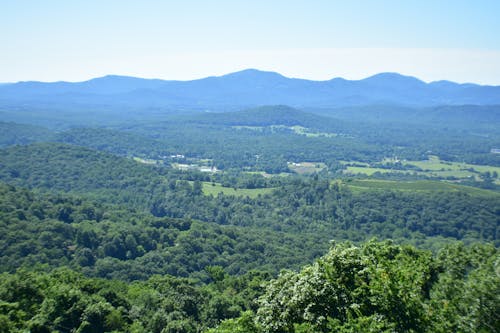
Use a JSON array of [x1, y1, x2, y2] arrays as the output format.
[[0, 121, 53, 147], [2, 241, 497, 332], [0, 266, 271, 332], [218, 241, 498, 333], [0, 181, 328, 280]]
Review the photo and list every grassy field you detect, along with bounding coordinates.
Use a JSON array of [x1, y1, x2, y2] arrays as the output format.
[[405, 155, 500, 174], [344, 155, 500, 183], [133, 157, 159, 165], [202, 182, 275, 198], [200, 179, 499, 198], [288, 162, 327, 174], [344, 179, 499, 197], [344, 166, 408, 176], [289, 125, 338, 138]]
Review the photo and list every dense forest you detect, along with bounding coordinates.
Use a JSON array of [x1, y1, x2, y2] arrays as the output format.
[[0, 103, 499, 332], [0, 181, 329, 280], [1, 241, 497, 332]]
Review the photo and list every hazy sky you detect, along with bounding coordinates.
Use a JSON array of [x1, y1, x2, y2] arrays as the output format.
[[2, 0, 500, 84]]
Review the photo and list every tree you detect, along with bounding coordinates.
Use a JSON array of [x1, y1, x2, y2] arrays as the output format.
[[256, 240, 435, 332]]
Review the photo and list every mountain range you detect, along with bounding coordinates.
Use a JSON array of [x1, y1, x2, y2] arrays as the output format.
[[1, 69, 499, 109]]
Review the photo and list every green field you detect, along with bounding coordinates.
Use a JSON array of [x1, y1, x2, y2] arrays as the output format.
[[289, 125, 338, 138], [405, 155, 500, 174], [202, 182, 275, 198], [288, 161, 327, 174], [133, 156, 159, 165], [201, 179, 499, 198], [343, 155, 500, 184], [344, 166, 408, 176], [345, 179, 499, 196]]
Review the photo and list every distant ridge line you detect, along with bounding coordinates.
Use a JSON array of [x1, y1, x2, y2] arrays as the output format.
[[1, 69, 499, 107], [3, 69, 494, 86]]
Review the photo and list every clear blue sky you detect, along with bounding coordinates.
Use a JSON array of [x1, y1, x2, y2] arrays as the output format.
[[2, 0, 500, 84]]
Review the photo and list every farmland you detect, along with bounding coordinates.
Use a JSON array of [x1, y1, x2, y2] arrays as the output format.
[[344, 179, 500, 196], [405, 155, 500, 174], [288, 161, 327, 174], [343, 156, 500, 184]]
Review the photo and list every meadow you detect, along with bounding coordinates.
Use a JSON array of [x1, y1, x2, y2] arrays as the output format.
[[344, 179, 499, 196], [288, 161, 327, 174], [343, 156, 500, 184]]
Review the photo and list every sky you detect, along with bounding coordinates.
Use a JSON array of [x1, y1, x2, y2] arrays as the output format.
[[1, 0, 500, 84]]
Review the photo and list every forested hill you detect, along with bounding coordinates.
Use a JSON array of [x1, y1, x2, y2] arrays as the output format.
[[183, 105, 346, 130], [0, 181, 327, 280], [0, 143, 498, 247], [2, 69, 500, 109], [0, 121, 54, 147], [0, 142, 168, 207]]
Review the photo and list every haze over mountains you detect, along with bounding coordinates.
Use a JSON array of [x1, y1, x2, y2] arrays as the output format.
[[1, 69, 500, 109]]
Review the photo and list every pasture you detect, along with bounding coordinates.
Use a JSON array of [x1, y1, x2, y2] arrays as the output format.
[[288, 161, 327, 174], [343, 155, 500, 184], [345, 179, 499, 197]]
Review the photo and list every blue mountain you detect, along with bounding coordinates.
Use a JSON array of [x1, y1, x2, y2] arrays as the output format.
[[1, 69, 499, 108]]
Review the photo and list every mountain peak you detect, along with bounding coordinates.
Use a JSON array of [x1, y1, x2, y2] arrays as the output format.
[[220, 68, 286, 80], [363, 72, 424, 84], [359, 73, 427, 93], [86, 74, 156, 83]]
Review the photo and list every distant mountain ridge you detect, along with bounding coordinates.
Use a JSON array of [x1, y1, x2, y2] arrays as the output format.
[[1, 69, 499, 108]]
